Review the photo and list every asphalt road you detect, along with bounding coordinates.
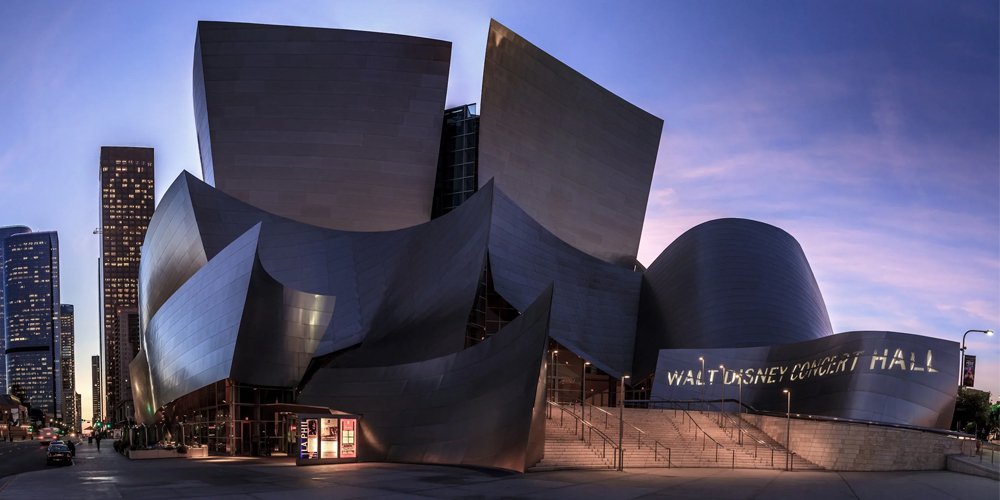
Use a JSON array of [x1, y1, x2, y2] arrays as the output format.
[[0, 438, 78, 479]]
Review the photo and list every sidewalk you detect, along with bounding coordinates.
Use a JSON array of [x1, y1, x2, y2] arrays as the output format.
[[1, 444, 997, 499]]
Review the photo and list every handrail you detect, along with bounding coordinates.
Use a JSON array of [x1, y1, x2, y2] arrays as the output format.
[[547, 401, 620, 469], [639, 397, 976, 440], [582, 401, 647, 437], [581, 402, 682, 469]]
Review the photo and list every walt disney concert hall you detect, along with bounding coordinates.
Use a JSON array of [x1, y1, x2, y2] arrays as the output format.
[[130, 20, 960, 471]]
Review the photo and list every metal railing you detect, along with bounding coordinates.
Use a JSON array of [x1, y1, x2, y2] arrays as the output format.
[[547, 401, 619, 469], [638, 399, 791, 469], [580, 401, 673, 468]]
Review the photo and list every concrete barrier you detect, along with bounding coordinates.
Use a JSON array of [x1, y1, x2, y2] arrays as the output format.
[[741, 413, 966, 471]]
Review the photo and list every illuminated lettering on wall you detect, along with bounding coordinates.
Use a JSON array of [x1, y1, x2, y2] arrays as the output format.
[[661, 347, 939, 387]]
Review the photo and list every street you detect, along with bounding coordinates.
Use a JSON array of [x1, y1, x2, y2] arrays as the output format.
[[0, 438, 67, 479]]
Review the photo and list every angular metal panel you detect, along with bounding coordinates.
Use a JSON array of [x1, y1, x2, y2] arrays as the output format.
[[651, 331, 958, 429], [479, 20, 663, 265], [143, 225, 259, 408], [299, 287, 552, 472], [634, 218, 833, 378], [488, 184, 642, 378], [129, 349, 154, 425], [194, 21, 451, 232]]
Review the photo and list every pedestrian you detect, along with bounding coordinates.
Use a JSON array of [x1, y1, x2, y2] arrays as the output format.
[[96, 435, 101, 452], [67, 439, 76, 456]]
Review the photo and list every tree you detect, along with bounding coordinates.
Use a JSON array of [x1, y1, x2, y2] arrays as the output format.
[[988, 402, 1000, 441], [952, 388, 992, 439]]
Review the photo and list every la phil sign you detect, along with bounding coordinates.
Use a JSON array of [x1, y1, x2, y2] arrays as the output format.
[[651, 330, 959, 429]]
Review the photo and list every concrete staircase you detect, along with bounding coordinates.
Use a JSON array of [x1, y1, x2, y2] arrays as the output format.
[[529, 411, 616, 471], [589, 406, 822, 470]]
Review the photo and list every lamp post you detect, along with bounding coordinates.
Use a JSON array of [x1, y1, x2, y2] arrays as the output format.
[[550, 349, 559, 402], [581, 361, 590, 407], [783, 389, 791, 471], [737, 372, 743, 445], [959, 329, 994, 386], [718, 364, 726, 425], [618, 374, 630, 471], [698, 356, 705, 410]]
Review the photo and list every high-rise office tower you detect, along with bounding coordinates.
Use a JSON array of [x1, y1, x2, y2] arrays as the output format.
[[91, 355, 101, 423], [99, 146, 154, 422], [75, 392, 82, 431], [2, 231, 61, 418], [0, 225, 32, 395], [111, 308, 139, 424], [59, 304, 75, 430]]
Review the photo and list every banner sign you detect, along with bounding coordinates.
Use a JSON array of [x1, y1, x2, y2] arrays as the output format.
[[963, 355, 976, 387], [652, 330, 958, 429]]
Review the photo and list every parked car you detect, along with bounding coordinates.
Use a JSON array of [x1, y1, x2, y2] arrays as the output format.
[[46, 443, 73, 466]]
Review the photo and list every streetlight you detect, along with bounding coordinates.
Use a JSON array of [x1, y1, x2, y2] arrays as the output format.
[[959, 329, 994, 386], [737, 371, 743, 445], [550, 349, 559, 402], [782, 389, 791, 471], [618, 374, 630, 471], [719, 364, 726, 425], [698, 356, 705, 410], [581, 361, 590, 407]]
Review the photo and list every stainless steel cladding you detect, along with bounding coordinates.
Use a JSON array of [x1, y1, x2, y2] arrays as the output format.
[[634, 218, 833, 378], [300, 287, 552, 472], [651, 331, 958, 429], [479, 20, 663, 266], [194, 22, 451, 231]]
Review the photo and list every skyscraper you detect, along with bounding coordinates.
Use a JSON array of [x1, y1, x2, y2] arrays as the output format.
[[0, 225, 32, 395], [99, 146, 154, 423], [2, 231, 61, 418], [91, 355, 101, 423], [112, 308, 139, 424], [59, 304, 75, 430]]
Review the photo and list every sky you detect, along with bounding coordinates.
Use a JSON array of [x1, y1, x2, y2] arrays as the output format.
[[0, 0, 997, 425]]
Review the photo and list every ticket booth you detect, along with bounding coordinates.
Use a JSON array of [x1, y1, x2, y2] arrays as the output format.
[[294, 411, 360, 466]]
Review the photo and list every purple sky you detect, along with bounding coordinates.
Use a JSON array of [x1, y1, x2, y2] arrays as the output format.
[[0, 1, 997, 424]]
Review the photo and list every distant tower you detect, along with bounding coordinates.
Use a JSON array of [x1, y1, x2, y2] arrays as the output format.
[[75, 392, 82, 431], [99, 146, 154, 423], [2, 231, 61, 418], [112, 308, 140, 424], [59, 304, 76, 430], [0, 225, 32, 395], [91, 355, 102, 423]]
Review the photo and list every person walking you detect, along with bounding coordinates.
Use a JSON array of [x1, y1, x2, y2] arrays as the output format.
[[96, 434, 101, 452]]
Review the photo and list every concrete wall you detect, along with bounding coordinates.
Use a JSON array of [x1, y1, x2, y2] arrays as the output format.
[[743, 413, 965, 471]]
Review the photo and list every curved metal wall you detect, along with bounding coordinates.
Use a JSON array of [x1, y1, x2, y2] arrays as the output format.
[[299, 287, 552, 472], [143, 171, 487, 365], [194, 21, 451, 232], [479, 20, 663, 266], [651, 331, 958, 429], [634, 218, 833, 378], [487, 183, 642, 378], [141, 222, 335, 414]]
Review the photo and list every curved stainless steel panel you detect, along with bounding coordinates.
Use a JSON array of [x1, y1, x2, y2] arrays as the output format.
[[194, 21, 451, 232], [129, 349, 154, 425], [487, 183, 642, 378], [299, 287, 552, 472], [144, 171, 487, 364], [634, 218, 833, 378], [479, 20, 663, 266], [651, 331, 958, 429]]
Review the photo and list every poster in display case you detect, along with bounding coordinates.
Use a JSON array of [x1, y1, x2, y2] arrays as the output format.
[[295, 412, 361, 466]]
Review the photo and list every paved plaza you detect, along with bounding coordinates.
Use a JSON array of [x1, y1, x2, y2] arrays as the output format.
[[1, 443, 996, 499]]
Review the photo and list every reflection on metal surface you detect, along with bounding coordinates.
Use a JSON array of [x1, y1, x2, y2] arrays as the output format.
[[652, 331, 959, 428]]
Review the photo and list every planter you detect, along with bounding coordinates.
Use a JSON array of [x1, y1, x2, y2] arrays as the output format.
[[128, 449, 181, 460]]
